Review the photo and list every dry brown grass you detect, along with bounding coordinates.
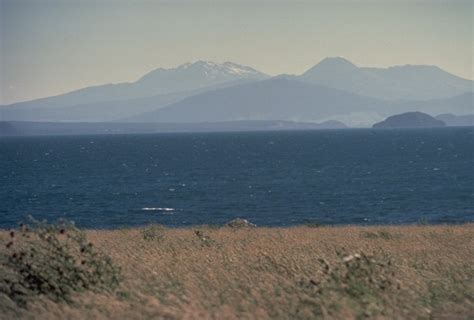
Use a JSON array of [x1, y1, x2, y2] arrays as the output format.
[[1, 224, 473, 319]]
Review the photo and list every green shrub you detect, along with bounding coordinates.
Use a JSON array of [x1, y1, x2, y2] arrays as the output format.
[[0, 217, 121, 306]]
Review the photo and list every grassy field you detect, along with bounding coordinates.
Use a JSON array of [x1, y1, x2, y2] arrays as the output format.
[[1, 224, 473, 319]]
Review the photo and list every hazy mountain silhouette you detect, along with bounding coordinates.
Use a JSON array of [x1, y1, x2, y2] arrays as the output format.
[[0, 79, 262, 122], [1, 58, 472, 125], [389, 92, 473, 116], [135, 61, 267, 95], [124, 78, 385, 123], [436, 113, 474, 127], [0, 122, 18, 136], [124, 79, 473, 127], [373, 112, 446, 128], [0, 61, 268, 111], [0, 91, 187, 122], [300, 57, 472, 100]]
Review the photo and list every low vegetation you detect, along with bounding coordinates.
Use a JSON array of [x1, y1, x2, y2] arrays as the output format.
[[0, 218, 120, 308], [141, 224, 166, 242], [0, 223, 473, 319], [360, 230, 399, 240]]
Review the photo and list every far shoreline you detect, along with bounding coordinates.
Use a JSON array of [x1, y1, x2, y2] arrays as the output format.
[[3, 221, 473, 231]]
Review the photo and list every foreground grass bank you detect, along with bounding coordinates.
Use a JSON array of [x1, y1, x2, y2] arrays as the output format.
[[1, 224, 473, 319]]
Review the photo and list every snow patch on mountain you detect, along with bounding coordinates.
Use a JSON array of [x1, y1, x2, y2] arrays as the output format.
[[186, 60, 262, 79]]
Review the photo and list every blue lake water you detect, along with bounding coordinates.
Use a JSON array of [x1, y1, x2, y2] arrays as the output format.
[[1, 128, 473, 228]]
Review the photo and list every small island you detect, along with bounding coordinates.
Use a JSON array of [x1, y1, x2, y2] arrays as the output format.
[[373, 112, 446, 129]]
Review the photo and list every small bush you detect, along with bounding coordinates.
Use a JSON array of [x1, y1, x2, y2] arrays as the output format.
[[225, 218, 256, 229], [300, 251, 400, 318], [142, 224, 166, 241], [418, 217, 430, 225], [0, 217, 121, 306], [194, 230, 215, 247], [303, 220, 323, 228], [361, 230, 397, 240]]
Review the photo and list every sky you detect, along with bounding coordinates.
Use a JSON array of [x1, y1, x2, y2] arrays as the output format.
[[0, 0, 472, 105]]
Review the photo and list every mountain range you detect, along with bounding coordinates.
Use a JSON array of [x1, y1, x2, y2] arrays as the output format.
[[124, 78, 383, 123], [1, 57, 472, 127], [300, 57, 472, 100], [124, 79, 473, 126]]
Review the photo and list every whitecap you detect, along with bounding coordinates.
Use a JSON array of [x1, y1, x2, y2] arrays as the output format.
[[141, 207, 175, 214]]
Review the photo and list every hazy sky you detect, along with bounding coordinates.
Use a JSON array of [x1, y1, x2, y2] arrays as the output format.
[[0, 0, 472, 104]]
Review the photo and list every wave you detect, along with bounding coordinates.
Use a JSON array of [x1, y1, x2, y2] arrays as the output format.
[[141, 207, 175, 214]]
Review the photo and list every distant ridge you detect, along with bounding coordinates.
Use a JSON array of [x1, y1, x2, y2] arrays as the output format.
[[303, 57, 358, 73], [373, 112, 446, 129], [125, 78, 473, 127], [1, 61, 268, 110], [0, 120, 348, 137], [436, 113, 474, 127], [300, 57, 472, 100], [123, 78, 384, 124]]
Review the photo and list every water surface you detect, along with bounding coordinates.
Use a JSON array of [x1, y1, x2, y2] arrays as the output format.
[[1, 128, 473, 228]]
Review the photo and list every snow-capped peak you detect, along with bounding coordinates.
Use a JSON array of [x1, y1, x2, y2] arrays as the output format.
[[138, 60, 267, 84], [222, 61, 260, 75], [177, 60, 262, 78]]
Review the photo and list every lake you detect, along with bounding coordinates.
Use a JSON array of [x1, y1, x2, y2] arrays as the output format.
[[1, 127, 473, 228]]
